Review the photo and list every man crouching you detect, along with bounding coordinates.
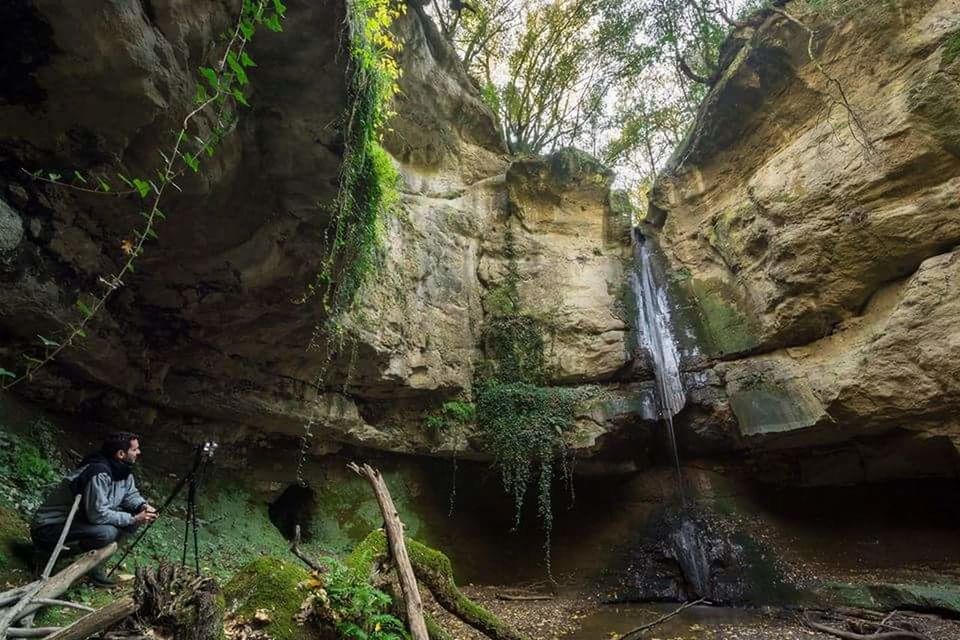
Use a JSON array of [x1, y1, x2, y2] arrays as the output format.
[[30, 431, 158, 586]]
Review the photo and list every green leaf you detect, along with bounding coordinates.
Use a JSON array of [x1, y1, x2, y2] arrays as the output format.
[[232, 88, 250, 107], [97, 177, 111, 192], [226, 51, 248, 86], [73, 170, 88, 184], [48, 172, 61, 181], [194, 83, 209, 105], [240, 51, 256, 68], [183, 153, 200, 173], [199, 66, 219, 91], [264, 13, 282, 32], [155, 209, 167, 221], [145, 227, 159, 240], [239, 19, 254, 39], [117, 173, 134, 188], [76, 299, 94, 318], [132, 178, 151, 198], [38, 335, 58, 348], [272, 0, 287, 17], [0, 367, 17, 379]]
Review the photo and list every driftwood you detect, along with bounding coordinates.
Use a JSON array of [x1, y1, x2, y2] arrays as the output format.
[[621, 598, 708, 640], [42, 598, 137, 640], [348, 462, 429, 640]]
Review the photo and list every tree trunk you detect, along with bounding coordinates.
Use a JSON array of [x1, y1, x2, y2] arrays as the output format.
[[348, 463, 429, 640], [42, 597, 137, 640]]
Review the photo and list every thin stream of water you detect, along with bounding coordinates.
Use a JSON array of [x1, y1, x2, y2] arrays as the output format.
[[631, 232, 686, 500]]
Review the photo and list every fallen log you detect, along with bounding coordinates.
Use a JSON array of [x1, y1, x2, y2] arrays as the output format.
[[0, 497, 85, 640], [14, 544, 118, 623], [349, 531, 530, 640], [43, 597, 137, 640], [349, 462, 429, 640]]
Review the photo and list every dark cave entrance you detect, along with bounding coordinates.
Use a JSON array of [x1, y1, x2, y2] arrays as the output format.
[[268, 484, 317, 542]]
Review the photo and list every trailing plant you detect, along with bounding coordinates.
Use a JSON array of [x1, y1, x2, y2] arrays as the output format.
[[295, 0, 406, 487], [0, 0, 287, 389], [303, 0, 405, 317], [474, 216, 594, 578]]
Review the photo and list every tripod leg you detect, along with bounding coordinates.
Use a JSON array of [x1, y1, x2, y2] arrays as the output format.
[[191, 492, 201, 575], [182, 480, 195, 569]]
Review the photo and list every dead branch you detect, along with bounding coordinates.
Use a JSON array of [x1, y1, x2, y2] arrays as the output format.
[[348, 462, 429, 640], [15, 544, 118, 624], [27, 601, 94, 614], [494, 593, 554, 602], [801, 612, 930, 640], [43, 597, 137, 640], [621, 598, 708, 640], [288, 525, 326, 573], [7, 628, 63, 638]]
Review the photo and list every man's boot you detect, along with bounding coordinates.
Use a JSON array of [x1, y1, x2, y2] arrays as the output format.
[[88, 563, 117, 587]]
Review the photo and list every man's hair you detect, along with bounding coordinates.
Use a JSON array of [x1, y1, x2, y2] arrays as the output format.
[[101, 432, 140, 458]]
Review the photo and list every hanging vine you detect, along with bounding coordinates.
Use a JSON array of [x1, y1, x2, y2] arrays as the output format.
[[474, 216, 594, 580], [293, 0, 407, 485], [0, 0, 288, 389]]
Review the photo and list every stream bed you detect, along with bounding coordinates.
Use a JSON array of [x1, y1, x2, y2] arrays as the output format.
[[562, 604, 781, 639]]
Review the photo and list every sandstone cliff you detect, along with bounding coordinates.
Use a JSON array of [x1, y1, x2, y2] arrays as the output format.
[[0, 0, 958, 486], [649, 0, 960, 483]]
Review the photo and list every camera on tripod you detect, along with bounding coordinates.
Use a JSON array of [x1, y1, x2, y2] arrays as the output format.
[[109, 439, 219, 577]]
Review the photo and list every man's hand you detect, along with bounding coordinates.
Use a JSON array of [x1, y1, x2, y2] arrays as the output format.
[[140, 503, 158, 515], [133, 509, 158, 525]]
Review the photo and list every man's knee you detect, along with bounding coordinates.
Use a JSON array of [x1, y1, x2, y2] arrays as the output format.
[[80, 525, 121, 550]]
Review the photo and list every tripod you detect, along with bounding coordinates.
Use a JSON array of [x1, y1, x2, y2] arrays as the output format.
[[108, 441, 218, 577]]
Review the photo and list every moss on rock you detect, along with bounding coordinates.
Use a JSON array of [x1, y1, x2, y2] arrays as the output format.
[[223, 556, 312, 640], [0, 504, 32, 585], [909, 67, 960, 157], [821, 581, 960, 616]]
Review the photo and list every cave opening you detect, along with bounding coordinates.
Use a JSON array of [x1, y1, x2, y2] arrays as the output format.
[[268, 483, 318, 542]]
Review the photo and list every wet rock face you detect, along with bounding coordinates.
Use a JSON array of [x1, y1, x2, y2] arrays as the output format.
[[616, 508, 790, 605]]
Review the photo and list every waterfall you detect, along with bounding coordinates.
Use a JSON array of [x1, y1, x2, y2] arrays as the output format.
[[630, 230, 686, 495]]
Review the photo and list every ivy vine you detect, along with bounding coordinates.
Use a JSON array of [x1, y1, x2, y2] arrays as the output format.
[[0, 0, 288, 389], [474, 216, 591, 580]]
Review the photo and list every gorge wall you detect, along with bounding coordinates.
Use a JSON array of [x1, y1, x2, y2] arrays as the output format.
[[0, 0, 958, 489]]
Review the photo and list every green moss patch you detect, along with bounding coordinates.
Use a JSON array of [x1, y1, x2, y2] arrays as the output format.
[[942, 30, 960, 65], [0, 504, 32, 586], [688, 278, 760, 355], [821, 582, 960, 616], [224, 556, 312, 640]]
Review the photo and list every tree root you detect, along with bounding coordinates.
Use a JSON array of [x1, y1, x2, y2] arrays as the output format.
[[801, 611, 932, 640]]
